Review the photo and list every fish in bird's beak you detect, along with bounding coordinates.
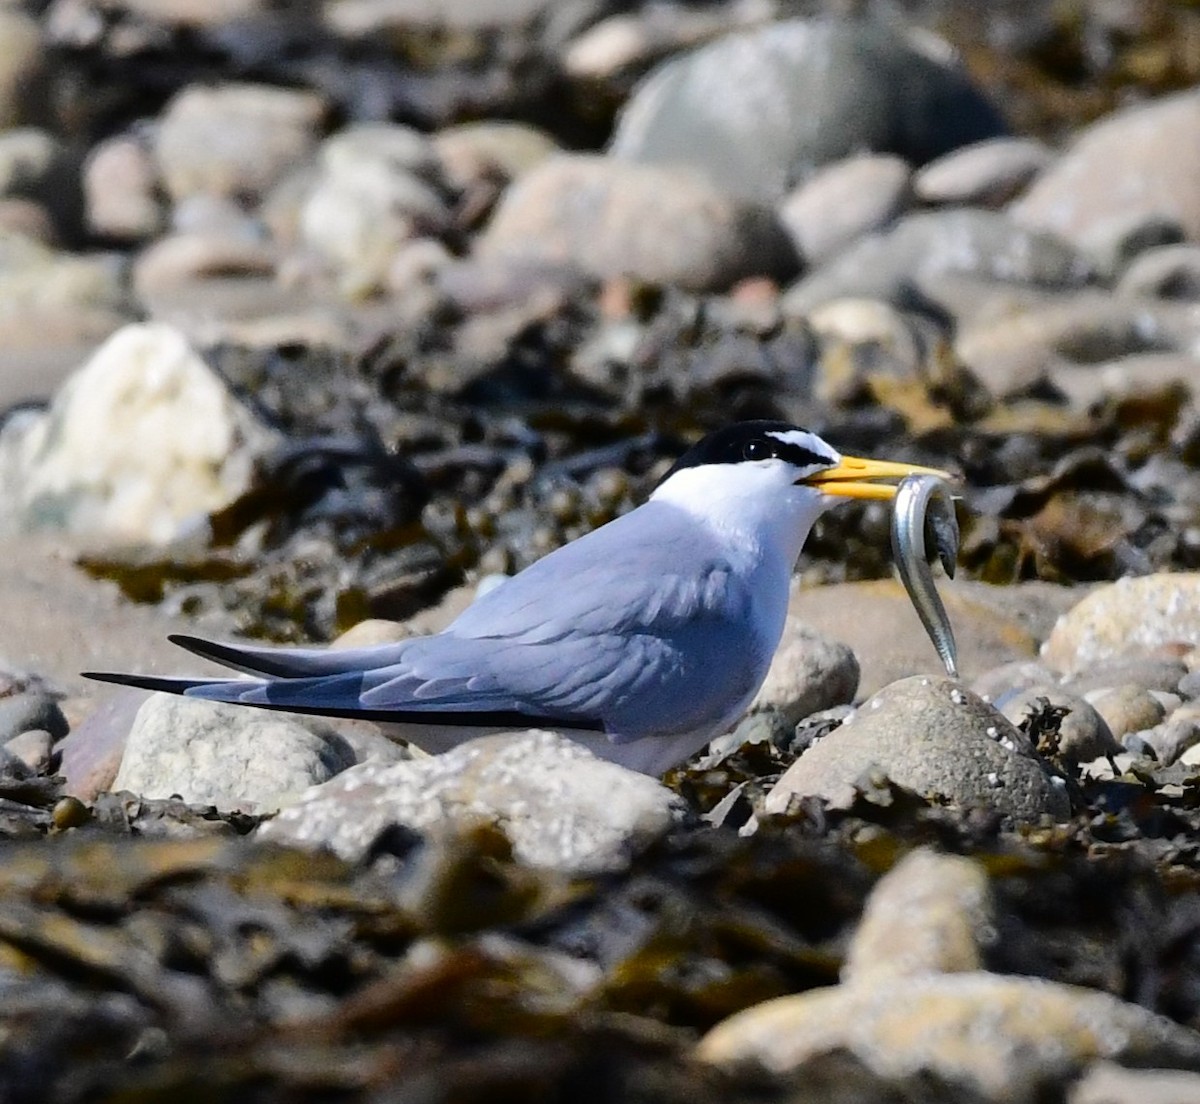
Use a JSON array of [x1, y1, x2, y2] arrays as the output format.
[[801, 456, 954, 500]]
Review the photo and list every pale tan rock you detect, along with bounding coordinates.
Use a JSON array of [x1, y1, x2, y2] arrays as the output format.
[[156, 82, 326, 203], [480, 154, 798, 292], [778, 154, 911, 263], [114, 695, 357, 812], [1011, 90, 1200, 246], [844, 850, 994, 983], [698, 974, 1200, 1101], [1070, 1062, 1200, 1104], [1084, 685, 1167, 742], [1043, 575, 1200, 673]]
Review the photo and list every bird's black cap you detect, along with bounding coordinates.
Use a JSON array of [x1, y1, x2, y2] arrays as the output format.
[[657, 421, 837, 485]]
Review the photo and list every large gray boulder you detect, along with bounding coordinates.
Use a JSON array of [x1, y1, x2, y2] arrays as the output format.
[[610, 19, 1006, 201]]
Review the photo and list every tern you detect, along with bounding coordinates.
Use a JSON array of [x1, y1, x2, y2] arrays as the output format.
[[87, 422, 950, 775]]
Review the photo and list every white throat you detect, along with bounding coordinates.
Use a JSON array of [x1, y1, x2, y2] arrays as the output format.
[[650, 463, 831, 570]]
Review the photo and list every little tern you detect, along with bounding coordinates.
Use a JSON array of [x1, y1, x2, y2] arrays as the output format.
[[87, 422, 950, 775]]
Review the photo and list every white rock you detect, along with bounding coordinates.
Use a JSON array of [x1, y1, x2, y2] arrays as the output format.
[[299, 123, 449, 296], [0, 322, 278, 543], [258, 729, 685, 874], [155, 82, 326, 203], [114, 694, 358, 811]]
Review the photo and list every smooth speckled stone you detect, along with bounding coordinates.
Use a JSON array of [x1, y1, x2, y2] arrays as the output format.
[[258, 730, 685, 875], [765, 676, 1069, 823], [697, 973, 1200, 1102], [1084, 685, 1167, 742], [1042, 575, 1200, 674], [994, 685, 1119, 765], [844, 849, 994, 983]]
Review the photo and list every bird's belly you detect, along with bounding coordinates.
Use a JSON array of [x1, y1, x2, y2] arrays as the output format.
[[376, 720, 710, 776]]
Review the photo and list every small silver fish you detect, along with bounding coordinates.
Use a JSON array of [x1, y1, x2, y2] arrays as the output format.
[[891, 474, 960, 678]]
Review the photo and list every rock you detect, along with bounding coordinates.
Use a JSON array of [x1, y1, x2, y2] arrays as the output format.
[[0, 229, 132, 404], [609, 19, 1005, 202], [1078, 214, 1185, 282], [562, 6, 744, 82], [0, 128, 82, 242], [746, 619, 858, 727], [914, 137, 1054, 208], [1010, 90, 1200, 247], [57, 688, 143, 801], [1083, 686, 1166, 743], [970, 660, 1060, 703], [0, 322, 279, 544], [433, 121, 559, 192], [113, 695, 357, 812], [258, 730, 685, 875], [84, 133, 165, 241], [132, 232, 277, 298], [805, 297, 931, 401], [993, 685, 1119, 764], [1049, 352, 1200, 410], [0, 11, 43, 128], [0, 227, 127, 318], [1135, 712, 1200, 767], [0, 197, 54, 244], [0, 129, 62, 201], [155, 82, 327, 204], [299, 123, 450, 296], [325, 0, 555, 36], [782, 209, 1091, 317], [777, 154, 912, 264], [1062, 656, 1187, 698], [1118, 244, 1200, 301], [0, 667, 68, 743], [954, 291, 1200, 399], [786, 578, 1079, 698], [330, 618, 414, 650], [4, 727, 52, 773], [843, 849, 994, 982], [698, 973, 1200, 1101], [765, 676, 1069, 823], [1070, 1063, 1200, 1104], [479, 154, 797, 292], [1042, 575, 1200, 673]]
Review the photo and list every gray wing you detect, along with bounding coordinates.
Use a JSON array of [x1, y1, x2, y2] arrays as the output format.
[[94, 501, 765, 740], [359, 500, 764, 737]]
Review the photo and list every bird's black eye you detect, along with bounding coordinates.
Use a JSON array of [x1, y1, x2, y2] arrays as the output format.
[[742, 438, 773, 461]]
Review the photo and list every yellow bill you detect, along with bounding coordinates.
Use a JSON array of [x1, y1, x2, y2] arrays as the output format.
[[802, 455, 954, 500]]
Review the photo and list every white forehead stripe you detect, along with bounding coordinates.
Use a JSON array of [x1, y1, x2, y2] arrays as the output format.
[[765, 429, 840, 464]]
